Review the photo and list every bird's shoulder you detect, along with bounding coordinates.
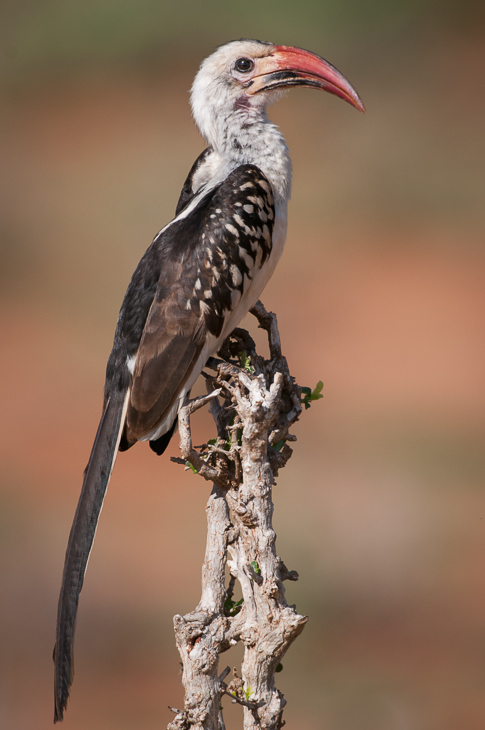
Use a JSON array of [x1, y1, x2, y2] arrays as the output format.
[[175, 146, 213, 216]]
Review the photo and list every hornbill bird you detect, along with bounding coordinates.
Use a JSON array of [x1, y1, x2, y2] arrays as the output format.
[[53, 38, 364, 722]]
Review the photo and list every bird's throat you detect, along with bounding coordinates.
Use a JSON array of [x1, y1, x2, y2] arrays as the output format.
[[214, 111, 292, 205]]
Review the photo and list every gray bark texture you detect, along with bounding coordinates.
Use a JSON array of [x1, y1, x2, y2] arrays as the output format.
[[167, 302, 308, 730]]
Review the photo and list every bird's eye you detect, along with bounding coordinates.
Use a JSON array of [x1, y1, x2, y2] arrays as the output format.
[[234, 58, 254, 73]]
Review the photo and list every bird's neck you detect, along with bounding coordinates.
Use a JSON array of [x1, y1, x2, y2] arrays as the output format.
[[206, 110, 292, 205]]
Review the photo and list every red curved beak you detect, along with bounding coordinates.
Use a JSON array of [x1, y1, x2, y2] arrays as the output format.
[[247, 45, 365, 113]]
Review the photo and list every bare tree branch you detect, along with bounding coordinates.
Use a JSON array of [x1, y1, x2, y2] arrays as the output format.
[[168, 302, 307, 730]]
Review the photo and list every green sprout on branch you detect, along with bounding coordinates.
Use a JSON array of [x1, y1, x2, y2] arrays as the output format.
[[224, 596, 244, 616], [239, 350, 255, 374], [301, 380, 324, 409]]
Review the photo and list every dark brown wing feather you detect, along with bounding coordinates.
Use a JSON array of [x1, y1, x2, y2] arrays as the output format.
[[125, 261, 207, 441]]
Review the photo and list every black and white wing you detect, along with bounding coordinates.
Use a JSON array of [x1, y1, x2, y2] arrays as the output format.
[[54, 162, 275, 721], [116, 162, 275, 448]]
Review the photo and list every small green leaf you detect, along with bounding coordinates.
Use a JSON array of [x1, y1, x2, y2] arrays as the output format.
[[273, 439, 285, 452], [301, 380, 324, 409], [207, 438, 217, 446], [275, 663, 283, 673], [185, 461, 197, 473], [244, 686, 253, 701], [239, 350, 255, 374], [224, 596, 244, 615], [250, 560, 261, 575]]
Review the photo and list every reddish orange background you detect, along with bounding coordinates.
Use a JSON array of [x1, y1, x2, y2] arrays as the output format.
[[1, 3, 485, 728]]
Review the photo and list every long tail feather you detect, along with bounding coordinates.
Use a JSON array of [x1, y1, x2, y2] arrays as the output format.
[[53, 389, 129, 722]]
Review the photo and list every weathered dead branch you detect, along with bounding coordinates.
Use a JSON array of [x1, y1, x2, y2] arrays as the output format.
[[168, 301, 308, 730]]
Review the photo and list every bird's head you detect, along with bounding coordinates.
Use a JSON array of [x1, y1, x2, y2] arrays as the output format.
[[191, 39, 364, 147]]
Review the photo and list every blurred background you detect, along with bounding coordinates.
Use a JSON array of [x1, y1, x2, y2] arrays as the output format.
[[1, 1, 485, 728]]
